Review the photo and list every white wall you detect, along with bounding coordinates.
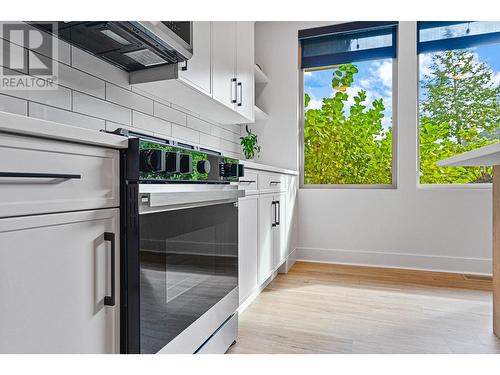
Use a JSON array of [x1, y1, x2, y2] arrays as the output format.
[[255, 21, 492, 275], [0, 22, 243, 159]]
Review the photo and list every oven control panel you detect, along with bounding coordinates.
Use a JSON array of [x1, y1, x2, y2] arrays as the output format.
[[137, 138, 244, 183]]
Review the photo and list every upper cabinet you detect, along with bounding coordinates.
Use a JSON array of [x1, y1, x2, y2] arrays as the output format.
[[133, 22, 254, 126], [212, 22, 237, 108], [179, 21, 212, 95], [235, 22, 255, 122]]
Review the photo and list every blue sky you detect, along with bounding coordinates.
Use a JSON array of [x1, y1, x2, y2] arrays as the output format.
[[304, 44, 500, 130]]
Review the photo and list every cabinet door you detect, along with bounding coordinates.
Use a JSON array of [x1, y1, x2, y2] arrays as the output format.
[[0, 209, 119, 353], [179, 21, 211, 94], [235, 22, 255, 122], [238, 196, 258, 304], [273, 192, 287, 268], [212, 21, 237, 109], [258, 194, 275, 284]]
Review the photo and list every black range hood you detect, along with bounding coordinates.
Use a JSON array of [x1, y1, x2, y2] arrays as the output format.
[[30, 21, 193, 83]]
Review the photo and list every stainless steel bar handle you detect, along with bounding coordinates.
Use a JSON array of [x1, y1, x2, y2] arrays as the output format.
[[239, 180, 256, 183], [276, 200, 280, 226], [237, 82, 242, 107], [270, 181, 281, 185], [104, 232, 116, 307], [231, 78, 237, 103], [271, 200, 277, 227]]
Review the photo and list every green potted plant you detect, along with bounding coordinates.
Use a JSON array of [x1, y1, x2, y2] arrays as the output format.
[[240, 125, 261, 161]]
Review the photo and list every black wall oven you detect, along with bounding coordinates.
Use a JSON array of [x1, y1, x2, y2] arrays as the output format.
[[119, 131, 244, 354]]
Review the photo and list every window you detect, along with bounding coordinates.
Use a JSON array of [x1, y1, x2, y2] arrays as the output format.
[[299, 22, 397, 186], [418, 21, 500, 184]]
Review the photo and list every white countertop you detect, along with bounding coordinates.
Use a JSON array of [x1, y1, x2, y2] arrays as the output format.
[[242, 159, 298, 175], [437, 142, 500, 167], [0, 111, 128, 149]]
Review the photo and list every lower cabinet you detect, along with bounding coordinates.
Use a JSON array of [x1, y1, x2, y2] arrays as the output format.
[[238, 195, 259, 304], [258, 192, 286, 284], [0, 209, 119, 353]]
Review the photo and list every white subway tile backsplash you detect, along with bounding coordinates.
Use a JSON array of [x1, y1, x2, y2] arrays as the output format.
[[199, 133, 221, 150], [172, 123, 199, 144], [73, 91, 131, 125], [29, 102, 105, 131], [0, 68, 71, 110], [220, 139, 241, 154], [132, 111, 171, 136], [71, 47, 130, 88], [211, 125, 240, 143], [30, 53, 106, 99], [0, 94, 27, 115], [170, 103, 200, 118], [218, 123, 243, 135], [154, 102, 187, 126], [0, 22, 71, 65], [106, 83, 153, 115], [187, 116, 211, 134], [0, 39, 28, 74]]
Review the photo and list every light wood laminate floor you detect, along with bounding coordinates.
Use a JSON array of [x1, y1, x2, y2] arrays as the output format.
[[228, 262, 500, 354]]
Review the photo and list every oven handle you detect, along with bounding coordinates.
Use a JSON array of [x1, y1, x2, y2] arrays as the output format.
[[139, 189, 245, 214]]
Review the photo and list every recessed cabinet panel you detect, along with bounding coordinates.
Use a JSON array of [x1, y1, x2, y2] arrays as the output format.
[[179, 21, 212, 94], [212, 21, 237, 110], [258, 194, 275, 284], [0, 209, 119, 353]]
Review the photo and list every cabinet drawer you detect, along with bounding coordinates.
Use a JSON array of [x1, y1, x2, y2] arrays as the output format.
[[238, 171, 258, 194], [0, 133, 119, 217], [258, 172, 287, 193]]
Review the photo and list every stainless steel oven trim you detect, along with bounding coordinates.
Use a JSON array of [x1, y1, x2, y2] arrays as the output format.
[[139, 198, 240, 214], [157, 287, 238, 354], [138, 184, 245, 214]]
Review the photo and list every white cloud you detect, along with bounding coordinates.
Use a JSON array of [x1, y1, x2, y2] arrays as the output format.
[[375, 61, 392, 88], [419, 53, 432, 77], [305, 93, 323, 110], [493, 72, 500, 87], [304, 71, 312, 77], [360, 78, 371, 88]]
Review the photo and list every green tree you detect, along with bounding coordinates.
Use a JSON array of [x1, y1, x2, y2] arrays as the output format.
[[304, 64, 392, 184], [419, 49, 500, 184]]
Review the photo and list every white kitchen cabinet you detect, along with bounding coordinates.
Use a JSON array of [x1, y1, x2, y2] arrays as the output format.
[[0, 209, 119, 353], [178, 21, 212, 95], [0, 132, 119, 218], [235, 22, 255, 122], [258, 193, 286, 284], [212, 21, 237, 109], [238, 195, 258, 304], [133, 21, 254, 125], [258, 194, 275, 283]]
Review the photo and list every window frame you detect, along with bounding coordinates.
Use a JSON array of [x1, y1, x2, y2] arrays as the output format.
[[298, 42, 399, 189], [416, 23, 499, 189]]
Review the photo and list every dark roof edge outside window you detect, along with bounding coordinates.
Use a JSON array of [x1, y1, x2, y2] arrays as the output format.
[[299, 21, 398, 69], [298, 21, 398, 40], [417, 21, 500, 54]]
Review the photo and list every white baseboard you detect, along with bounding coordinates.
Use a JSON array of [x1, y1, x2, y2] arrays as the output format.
[[296, 247, 492, 276], [238, 270, 278, 314], [238, 248, 299, 314]]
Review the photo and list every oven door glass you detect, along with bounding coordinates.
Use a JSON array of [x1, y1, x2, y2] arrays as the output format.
[[139, 202, 238, 354]]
